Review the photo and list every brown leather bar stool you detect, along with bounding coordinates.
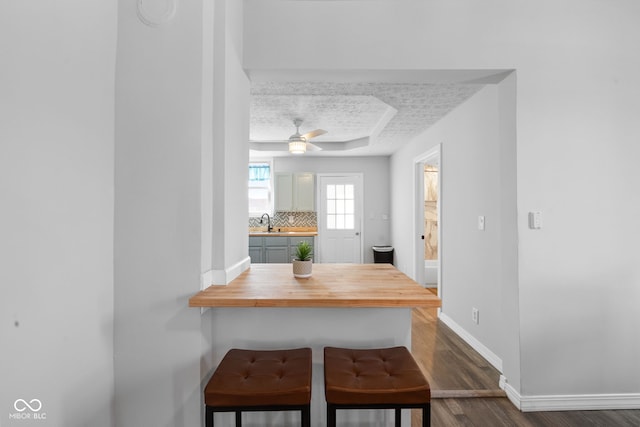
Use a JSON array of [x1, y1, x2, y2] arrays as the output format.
[[324, 346, 430, 427], [204, 347, 312, 427]]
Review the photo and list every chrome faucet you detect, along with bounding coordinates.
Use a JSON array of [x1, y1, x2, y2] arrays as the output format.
[[260, 213, 272, 232]]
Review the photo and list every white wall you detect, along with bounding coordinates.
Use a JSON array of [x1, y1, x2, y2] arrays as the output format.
[[201, 0, 250, 407], [244, 0, 640, 407], [114, 0, 205, 425], [390, 81, 518, 382], [392, 85, 502, 357], [210, 0, 250, 275], [0, 1, 116, 426], [275, 156, 391, 263], [115, 0, 249, 425]]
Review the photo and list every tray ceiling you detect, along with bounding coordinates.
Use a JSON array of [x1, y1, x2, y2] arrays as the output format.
[[250, 81, 483, 157]]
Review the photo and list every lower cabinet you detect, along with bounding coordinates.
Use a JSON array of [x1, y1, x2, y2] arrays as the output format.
[[264, 236, 289, 263], [248, 246, 263, 264], [249, 236, 315, 264], [265, 247, 289, 263], [249, 237, 264, 264]]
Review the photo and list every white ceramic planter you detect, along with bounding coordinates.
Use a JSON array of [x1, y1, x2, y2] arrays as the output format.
[[292, 260, 312, 278]]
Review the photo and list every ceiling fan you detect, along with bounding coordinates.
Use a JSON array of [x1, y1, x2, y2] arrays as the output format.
[[286, 118, 327, 154], [250, 118, 327, 154]]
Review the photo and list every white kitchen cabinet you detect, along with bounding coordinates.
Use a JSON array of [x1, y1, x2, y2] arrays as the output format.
[[274, 172, 315, 211], [293, 173, 315, 211], [274, 173, 293, 212]]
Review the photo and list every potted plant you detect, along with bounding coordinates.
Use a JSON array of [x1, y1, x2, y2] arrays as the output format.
[[292, 240, 313, 278]]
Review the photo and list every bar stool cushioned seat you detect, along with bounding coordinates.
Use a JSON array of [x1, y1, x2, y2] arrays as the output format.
[[205, 347, 312, 427], [324, 346, 430, 427]]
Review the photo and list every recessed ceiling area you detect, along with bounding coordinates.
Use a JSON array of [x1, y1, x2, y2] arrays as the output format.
[[248, 70, 512, 157]]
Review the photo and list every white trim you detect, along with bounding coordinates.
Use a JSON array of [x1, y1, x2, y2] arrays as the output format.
[[499, 374, 508, 390], [520, 393, 640, 412], [413, 145, 442, 297], [201, 256, 251, 289], [438, 312, 503, 373], [498, 378, 640, 412], [499, 375, 522, 410]]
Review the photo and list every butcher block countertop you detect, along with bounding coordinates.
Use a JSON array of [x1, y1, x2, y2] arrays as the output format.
[[189, 263, 441, 308], [249, 227, 317, 237]]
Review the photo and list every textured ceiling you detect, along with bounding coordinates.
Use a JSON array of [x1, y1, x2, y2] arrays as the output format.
[[249, 81, 483, 157]]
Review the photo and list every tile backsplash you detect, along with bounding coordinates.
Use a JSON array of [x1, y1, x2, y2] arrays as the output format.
[[249, 211, 317, 228]]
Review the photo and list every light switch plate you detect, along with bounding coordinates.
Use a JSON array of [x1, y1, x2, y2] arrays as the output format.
[[478, 215, 485, 231], [529, 211, 542, 229]]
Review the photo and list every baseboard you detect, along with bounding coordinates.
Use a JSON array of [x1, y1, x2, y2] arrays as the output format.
[[500, 376, 522, 410], [438, 312, 503, 373], [500, 381, 640, 411], [521, 393, 640, 412], [201, 256, 251, 289]]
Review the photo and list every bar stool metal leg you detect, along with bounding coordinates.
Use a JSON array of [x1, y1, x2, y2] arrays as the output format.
[[205, 406, 214, 427], [302, 404, 311, 427], [327, 403, 336, 427], [422, 404, 431, 427]]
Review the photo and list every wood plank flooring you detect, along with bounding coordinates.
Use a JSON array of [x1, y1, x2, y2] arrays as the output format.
[[411, 303, 640, 426], [412, 306, 504, 394]]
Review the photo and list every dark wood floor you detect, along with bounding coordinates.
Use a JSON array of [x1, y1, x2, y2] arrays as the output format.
[[411, 302, 640, 426]]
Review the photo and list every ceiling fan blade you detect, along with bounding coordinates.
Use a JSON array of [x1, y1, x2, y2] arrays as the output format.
[[301, 129, 327, 140]]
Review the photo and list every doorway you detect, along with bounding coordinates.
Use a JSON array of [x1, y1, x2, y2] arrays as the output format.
[[317, 174, 363, 263], [415, 145, 441, 296]]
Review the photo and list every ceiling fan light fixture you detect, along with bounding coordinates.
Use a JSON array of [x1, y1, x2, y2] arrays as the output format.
[[289, 139, 307, 154]]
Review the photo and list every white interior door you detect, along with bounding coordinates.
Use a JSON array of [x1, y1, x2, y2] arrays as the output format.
[[318, 175, 362, 263]]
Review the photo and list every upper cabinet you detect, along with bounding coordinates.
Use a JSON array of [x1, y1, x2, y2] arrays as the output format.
[[293, 173, 315, 211], [275, 172, 315, 212]]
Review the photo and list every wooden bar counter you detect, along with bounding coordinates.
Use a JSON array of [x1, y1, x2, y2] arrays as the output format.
[[189, 263, 441, 308], [191, 263, 440, 427]]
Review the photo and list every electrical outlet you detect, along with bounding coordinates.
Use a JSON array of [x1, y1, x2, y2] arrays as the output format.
[[478, 215, 485, 231], [472, 308, 479, 324]]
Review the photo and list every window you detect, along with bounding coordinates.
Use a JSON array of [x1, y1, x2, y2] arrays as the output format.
[[326, 184, 355, 229], [248, 161, 272, 215]]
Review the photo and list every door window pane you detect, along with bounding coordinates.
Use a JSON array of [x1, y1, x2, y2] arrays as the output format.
[[327, 184, 335, 199], [345, 214, 354, 229], [345, 185, 354, 199], [345, 199, 354, 214], [326, 183, 355, 230], [327, 199, 336, 214]]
